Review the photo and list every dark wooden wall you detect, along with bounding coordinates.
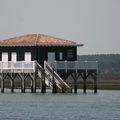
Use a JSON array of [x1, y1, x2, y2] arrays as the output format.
[[0, 46, 36, 61], [0, 46, 77, 67]]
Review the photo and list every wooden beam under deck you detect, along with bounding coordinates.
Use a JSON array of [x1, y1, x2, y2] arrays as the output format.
[[0, 61, 98, 94], [56, 69, 98, 94]]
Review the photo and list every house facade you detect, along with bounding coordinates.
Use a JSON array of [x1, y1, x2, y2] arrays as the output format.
[[0, 34, 83, 66]]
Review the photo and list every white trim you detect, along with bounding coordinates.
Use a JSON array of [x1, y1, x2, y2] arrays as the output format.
[[2, 52, 8, 62], [11, 52, 17, 62], [25, 52, 31, 62]]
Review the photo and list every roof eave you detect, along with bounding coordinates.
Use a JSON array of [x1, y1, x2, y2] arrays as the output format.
[[0, 43, 83, 47], [76, 44, 84, 47]]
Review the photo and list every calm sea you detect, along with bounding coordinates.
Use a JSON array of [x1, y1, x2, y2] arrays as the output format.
[[0, 90, 120, 120]]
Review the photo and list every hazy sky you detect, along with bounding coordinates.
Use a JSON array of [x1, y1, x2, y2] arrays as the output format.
[[0, 0, 120, 55]]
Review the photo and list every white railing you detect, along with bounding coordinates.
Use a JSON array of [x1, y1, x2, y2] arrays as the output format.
[[0, 61, 35, 73], [44, 61, 71, 92], [50, 61, 98, 72]]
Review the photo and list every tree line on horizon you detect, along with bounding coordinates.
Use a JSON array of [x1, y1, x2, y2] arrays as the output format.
[[77, 54, 120, 74]]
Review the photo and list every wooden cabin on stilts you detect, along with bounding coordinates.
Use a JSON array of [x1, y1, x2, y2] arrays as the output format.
[[0, 34, 98, 94]]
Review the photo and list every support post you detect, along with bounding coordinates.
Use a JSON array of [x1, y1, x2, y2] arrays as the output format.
[[31, 79, 33, 93], [71, 73, 77, 94], [11, 79, 14, 93], [21, 74, 25, 93], [83, 79, 86, 93], [10, 74, 14, 93], [52, 70, 57, 93], [41, 69, 46, 93], [94, 73, 97, 94], [83, 72, 87, 94], [1, 73, 4, 93], [33, 71, 37, 93], [74, 73, 77, 94]]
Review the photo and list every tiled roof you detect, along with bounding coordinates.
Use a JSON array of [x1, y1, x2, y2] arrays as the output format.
[[0, 34, 83, 47]]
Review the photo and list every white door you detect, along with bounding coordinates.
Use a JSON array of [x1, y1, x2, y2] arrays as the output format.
[[2, 52, 8, 62], [2, 52, 8, 68], [48, 52, 55, 63], [11, 52, 17, 62], [59, 52, 63, 60], [25, 52, 31, 62]]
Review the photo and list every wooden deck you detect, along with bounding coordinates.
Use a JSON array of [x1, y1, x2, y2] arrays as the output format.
[[49, 61, 98, 93], [0, 61, 98, 94]]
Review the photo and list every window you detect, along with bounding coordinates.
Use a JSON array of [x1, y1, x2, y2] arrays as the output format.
[[11, 52, 17, 62], [2, 52, 8, 68], [2, 52, 8, 62], [59, 52, 63, 60], [48, 52, 55, 62], [67, 50, 74, 59], [25, 52, 31, 62]]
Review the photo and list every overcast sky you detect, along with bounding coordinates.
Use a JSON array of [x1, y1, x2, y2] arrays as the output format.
[[0, 0, 120, 55]]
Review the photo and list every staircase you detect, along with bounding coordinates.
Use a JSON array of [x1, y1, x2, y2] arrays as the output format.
[[36, 61, 71, 93]]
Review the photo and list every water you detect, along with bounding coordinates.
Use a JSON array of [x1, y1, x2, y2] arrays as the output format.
[[0, 90, 120, 120]]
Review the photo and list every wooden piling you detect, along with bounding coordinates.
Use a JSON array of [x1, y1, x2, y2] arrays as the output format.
[[33, 72, 36, 93], [1, 74, 4, 93], [31, 79, 33, 93], [71, 73, 77, 93], [9, 73, 14, 93], [21, 79, 25, 93], [74, 74, 77, 94], [83, 72, 87, 94], [41, 69, 46, 93], [90, 72, 97, 94], [29, 73, 34, 93], [11, 79, 14, 93], [21, 74, 25, 93], [83, 79, 86, 93], [94, 74, 97, 94]]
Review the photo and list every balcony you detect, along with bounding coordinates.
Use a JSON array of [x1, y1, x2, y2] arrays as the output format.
[[0, 61, 35, 73], [0, 60, 98, 73], [49, 61, 98, 72]]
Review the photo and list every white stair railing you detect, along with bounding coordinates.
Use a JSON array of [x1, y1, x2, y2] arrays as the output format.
[[36, 61, 53, 89], [44, 61, 71, 93]]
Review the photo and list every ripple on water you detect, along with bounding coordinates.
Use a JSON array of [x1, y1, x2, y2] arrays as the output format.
[[0, 90, 120, 120]]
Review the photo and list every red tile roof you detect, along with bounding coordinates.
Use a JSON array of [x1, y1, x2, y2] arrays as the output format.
[[0, 34, 83, 47]]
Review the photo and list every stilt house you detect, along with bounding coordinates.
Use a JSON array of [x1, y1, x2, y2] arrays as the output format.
[[0, 34, 98, 93]]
